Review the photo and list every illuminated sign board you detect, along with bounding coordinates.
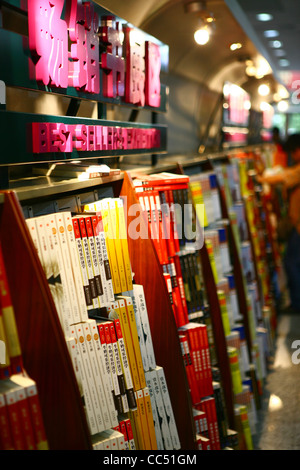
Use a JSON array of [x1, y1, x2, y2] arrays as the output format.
[[0, 0, 169, 164]]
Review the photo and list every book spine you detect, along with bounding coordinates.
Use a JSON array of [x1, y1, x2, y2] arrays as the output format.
[[145, 369, 173, 450], [88, 320, 118, 427], [97, 323, 115, 412], [85, 216, 105, 307], [98, 200, 121, 295], [62, 212, 89, 321], [124, 418, 137, 450], [3, 387, 26, 449], [116, 299, 140, 391], [114, 318, 136, 409], [72, 324, 101, 434], [133, 285, 156, 371], [72, 217, 94, 311], [109, 198, 127, 293], [0, 392, 14, 449], [14, 385, 37, 450], [143, 387, 158, 450], [129, 288, 150, 373], [91, 215, 110, 306], [96, 213, 115, 302], [82, 322, 110, 430], [122, 296, 146, 389], [77, 216, 99, 309], [109, 321, 129, 414], [116, 198, 133, 291], [119, 420, 130, 450], [0, 244, 23, 375], [55, 213, 82, 325], [155, 366, 181, 450], [102, 321, 123, 414]]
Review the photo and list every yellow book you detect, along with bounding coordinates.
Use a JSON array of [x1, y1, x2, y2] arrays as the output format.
[[136, 389, 151, 450], [143, 387, 158, 450], [108, 198, 127, 293], [115, 299, 141, 391], [129, 405, 142, 450], [120, 295, 146, 390], [190, 181, 208, 228], [206, 239, 218, 284], [217, 290, 231, 337], [228, 346, 243, 395], [96, 199, 121, 295], [115, 198, 133, 291]]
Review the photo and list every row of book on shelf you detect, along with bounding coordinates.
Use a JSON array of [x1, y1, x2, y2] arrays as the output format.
[[131, 150, 278, 451], [0, 147, 279, 450]]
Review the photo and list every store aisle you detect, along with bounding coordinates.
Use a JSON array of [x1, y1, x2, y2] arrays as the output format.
[[253, 313, 300, 450]]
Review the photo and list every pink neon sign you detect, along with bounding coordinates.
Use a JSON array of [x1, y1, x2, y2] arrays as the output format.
[[28, 0, 162, 107], [31, 122, 161, 153]]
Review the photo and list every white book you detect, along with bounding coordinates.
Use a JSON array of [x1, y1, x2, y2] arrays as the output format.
[[88, 319, 118, 427], [90, 215, 110, 306], [145, 369, 172, 450], [155, 366, 181, 450], [85, 216, 106, 308], [27, 216, 62, 323], [62, 212, 89, 322], [77, 216, 100, 309], [66, 333, 97, 435], [133, 284, 156, 370], [93, 209, 114, 303], [73, 323, 105, 434], [43, 214, 73, 337], [107, 321, 129, 414], [125, 289, 149, 372], [144, 371, 165, 450], [82, 322, 110, 430], [72, 216, 93, 311], [100, 322, 123, 415], [54, 213, 81, 325]]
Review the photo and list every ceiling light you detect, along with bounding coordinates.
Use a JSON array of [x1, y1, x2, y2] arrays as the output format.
[[269, 40, 282, 48], [258, 84, 270, 96], [245, 65, 256, 77], [277, 100, 289, 112], [256, 13, 273, 22], [230, 42, 242, 51], [279, 59, 290, 67], [263, 30, 279, 38], [194, 27, 210, 45]]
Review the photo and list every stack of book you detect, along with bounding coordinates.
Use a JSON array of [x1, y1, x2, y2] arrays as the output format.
[[0, 243, 48, 450], [26, 199, 180, 450]]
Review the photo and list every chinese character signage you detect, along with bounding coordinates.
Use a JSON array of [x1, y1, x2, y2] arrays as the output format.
[[26, 0, 167, 108], [0, 0, 169, 164]]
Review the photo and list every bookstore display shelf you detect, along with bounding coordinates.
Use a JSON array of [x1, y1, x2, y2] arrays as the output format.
[[0, 191, 92, 450], [120, 172, 196, 450], [0, 171, 197, 450]]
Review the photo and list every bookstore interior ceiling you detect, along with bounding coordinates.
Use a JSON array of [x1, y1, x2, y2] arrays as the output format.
[[97, 0, 300, 110]]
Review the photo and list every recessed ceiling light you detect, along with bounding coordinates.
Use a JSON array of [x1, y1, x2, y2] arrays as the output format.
[[230, 42, 242, 51], [258, 84, 270, 96], [269, 40, 282, 48], [256, 13, 273, 22], [279, 59, 290, 67], [264, 30, 279, 38], [277, 100, 289, 112]]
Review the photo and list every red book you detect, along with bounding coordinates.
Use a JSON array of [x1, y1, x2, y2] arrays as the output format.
[[0, 244, 23, 376], [179, 334, 200, 405], [0, 392, 14, 449], [199, 397, 221, 450], [173, 254, 189, 324], [119, 419, 130, 450]]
